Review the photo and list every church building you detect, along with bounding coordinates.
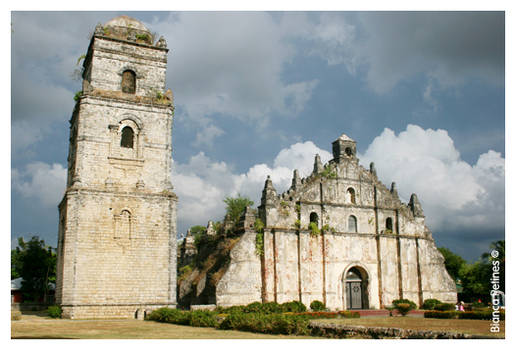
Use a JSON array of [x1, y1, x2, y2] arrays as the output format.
[[181, 134, 457, 310]]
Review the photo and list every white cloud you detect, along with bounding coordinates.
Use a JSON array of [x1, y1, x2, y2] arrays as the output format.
[[174, 127, 505, 238], [359, 125, 504, 232], [12, 162, 67, 207], [172, 141, 331, 234], [151, 12, 318, 145]]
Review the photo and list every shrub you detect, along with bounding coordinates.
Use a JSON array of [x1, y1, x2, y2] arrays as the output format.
[[392, 299, 417, 310], [47, 305, 62, 318], [421, 298, 442, 310], [241, 301, 284, 314], [281, 301, 307, 313], [310, 300, 326, 311], [434, 303, 455, 311], [147, 308, 217, 327], [471, 301, 486, 309], [308, 222, 320, 236], [215, 305, 245, 314], [394, 303, 413, 316], [424, 311, 458, 319], [338, 310, 360, 318], [218, 312, 310, 335], [188, 310, 218, 327], [458, 310, 505, 320], [147, 307, 188, 324]]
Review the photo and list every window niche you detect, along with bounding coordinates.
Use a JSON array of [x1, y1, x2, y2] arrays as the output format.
[[121, 70, 136, 94], [120, 126, 134, 148], [386, 217, 393, 233], [347, 187, 356, 204], [309, 212, 319, 226], [348, 215, 358, 233], [109, 117, 143, 162]]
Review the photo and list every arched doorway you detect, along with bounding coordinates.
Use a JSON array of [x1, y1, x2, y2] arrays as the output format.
[[344, 266, 369, 309]]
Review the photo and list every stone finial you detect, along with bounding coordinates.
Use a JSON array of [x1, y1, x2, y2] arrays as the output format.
[[261, 175, 277, 206], [164, 89, 173, 103], [94, 23, 103, 35], [156, 36, 167, 48], [409, 193, 425, 217], [390, 182, 398, 197], [242, 206, 256, 230], [291, 169, 301, 190], [184, 229, 195, 244], [370, 162, 377, 177], [206, 221, 216, 236], [313, 154, 323, 174]]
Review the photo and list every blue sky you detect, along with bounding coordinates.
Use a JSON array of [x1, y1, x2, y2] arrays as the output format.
[[10, 11, 505, 261]]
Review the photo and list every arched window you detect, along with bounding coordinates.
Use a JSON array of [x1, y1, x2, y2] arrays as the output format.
[[121, 126, 134, 148], [122, 70, 136, 94], [348, 215, 357, 233], [310, 212, 319, 226], [345, 147, 353, 156], [386, 217, 393, 233], [347, 187, 356, 204]]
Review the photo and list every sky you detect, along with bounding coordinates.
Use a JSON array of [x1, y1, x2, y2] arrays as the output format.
[[10, 11, 506, 261]]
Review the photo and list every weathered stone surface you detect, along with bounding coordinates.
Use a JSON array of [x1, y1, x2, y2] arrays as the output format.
[[56, 16, 177, 319]]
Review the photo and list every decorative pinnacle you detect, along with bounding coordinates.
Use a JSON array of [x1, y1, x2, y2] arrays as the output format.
[[409, 193, 425, 218], [313, 154, 323, 174], [291, 169, 301, 190]]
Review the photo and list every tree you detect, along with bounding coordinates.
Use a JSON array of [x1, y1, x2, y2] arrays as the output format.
[[12, 236, 56, 302], [438, 247, 466, 280], [459, 261, 491, 302], [223, 195, 254, 223], [482, 240, 505, 292]]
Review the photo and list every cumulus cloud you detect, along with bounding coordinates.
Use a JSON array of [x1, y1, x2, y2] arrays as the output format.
[[11, 12, 107, 153], [12, 162, 67, 207], [359, 124, 505, 233], [172, 141, 331, 234], [151, 12, 319, 145], [174, 126, 504, 238]]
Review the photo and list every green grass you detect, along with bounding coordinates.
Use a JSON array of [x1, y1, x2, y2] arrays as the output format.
[[11, 313, 316, 339]]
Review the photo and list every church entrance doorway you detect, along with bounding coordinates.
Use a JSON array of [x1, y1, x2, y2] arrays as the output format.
[[344, 267, 369, 309]]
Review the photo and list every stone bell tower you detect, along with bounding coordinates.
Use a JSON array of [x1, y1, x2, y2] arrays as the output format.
[[55, 16, 177, 319]]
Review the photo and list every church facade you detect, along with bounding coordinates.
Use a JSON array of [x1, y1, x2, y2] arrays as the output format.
[[55, 16, 178, 319], [213, 135, 457, 309]]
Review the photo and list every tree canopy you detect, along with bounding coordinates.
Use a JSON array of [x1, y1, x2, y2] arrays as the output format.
[[439, 240, 505, 303], [11, 236, 56, 302], [223, 195, 254, 223], [438, 247, 466, 280]]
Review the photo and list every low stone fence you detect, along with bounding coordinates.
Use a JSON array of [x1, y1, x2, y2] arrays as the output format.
[[11, 303, 51, 312], [309, 321, 497, 339], [190, 304, 217, 311]]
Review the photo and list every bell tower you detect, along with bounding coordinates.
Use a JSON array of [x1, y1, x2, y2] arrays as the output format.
[[56, 16, 177, 319]]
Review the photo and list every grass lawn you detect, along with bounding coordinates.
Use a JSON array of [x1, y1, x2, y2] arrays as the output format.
[[311, 316, 505, 338], [11, 313, 315, 339]]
